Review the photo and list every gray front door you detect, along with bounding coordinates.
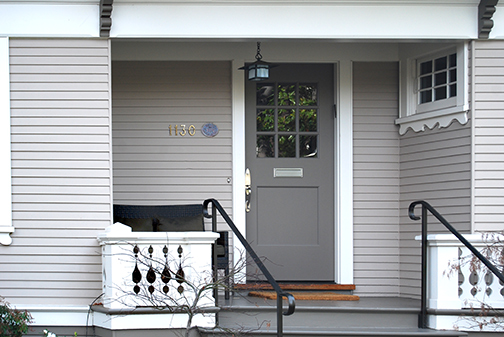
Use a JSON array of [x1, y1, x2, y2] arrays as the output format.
[[245, 64, 335, 281]]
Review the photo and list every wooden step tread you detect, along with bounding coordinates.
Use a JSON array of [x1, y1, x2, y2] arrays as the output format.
[[249, 291, 360, 301], [234, 283, 356, 291]]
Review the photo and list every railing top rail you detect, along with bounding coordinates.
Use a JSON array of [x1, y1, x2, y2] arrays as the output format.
[[409, 200, 504, 284], [202, 198, 296, 316]]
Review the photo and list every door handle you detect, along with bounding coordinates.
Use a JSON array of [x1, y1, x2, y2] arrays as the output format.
[[245, 168, 251, 212]]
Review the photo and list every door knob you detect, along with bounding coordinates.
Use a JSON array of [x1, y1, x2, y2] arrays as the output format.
[[245, 168, 251, 212]]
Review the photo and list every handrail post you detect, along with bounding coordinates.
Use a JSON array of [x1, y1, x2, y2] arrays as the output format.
[[419, 204, 427, 329], [211, 202, 219, 311], [277, 295, 283, 337]]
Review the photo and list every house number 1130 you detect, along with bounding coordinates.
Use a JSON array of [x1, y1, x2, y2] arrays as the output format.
[[169, 124, 196, 136]]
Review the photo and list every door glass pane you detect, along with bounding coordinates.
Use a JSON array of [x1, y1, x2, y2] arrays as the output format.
[[257, 84, 275, 105], [257, 109, 275, 131], [278, 134, 296, 158], [278, 109, 296, 132], [299, 84, 317, 106], [300, 135, 317, 158], [278, 84, 296, 106], [256, 135, 275, 158], [300, 109, 317, 131]]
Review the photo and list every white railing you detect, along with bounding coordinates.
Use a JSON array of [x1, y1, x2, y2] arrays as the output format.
[[95, 223, 219, 330], [421, 233, 504, 331]]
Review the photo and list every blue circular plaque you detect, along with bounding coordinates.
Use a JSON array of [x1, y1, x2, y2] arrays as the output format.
[[201, 123, 219, 137]]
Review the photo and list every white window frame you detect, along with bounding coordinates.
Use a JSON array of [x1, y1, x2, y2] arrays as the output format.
[[396, 43, 469, 135]]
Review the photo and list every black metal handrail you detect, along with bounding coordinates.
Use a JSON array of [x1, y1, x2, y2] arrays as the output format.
[[203, 198, 295, 337], [409, 200, 504, 329]]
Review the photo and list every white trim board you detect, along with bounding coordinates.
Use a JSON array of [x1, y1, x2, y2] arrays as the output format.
[[110, 3, 477, 39], [0, 4, 99, 37], [336, 60, 354, 284], [0, 36, 13, 246]]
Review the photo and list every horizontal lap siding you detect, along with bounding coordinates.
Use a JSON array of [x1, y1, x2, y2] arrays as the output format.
[[473, 41, 504, 232], [3, 39, 111, 306], [353, 62, 400, 296], [399, 121, 471, 298], [112, 61, 233, 224]]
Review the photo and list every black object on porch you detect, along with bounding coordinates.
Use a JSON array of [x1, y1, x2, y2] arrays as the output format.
[[409, 200, 504, 329]]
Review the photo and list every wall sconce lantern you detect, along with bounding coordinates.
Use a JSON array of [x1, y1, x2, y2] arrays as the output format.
[[239, 42, 277, 81]]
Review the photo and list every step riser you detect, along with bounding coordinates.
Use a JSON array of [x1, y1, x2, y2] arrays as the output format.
[[218, 310, 419, 330]]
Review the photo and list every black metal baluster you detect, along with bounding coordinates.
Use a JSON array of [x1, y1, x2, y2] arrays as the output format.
[[176, 245, 185, 294], [161, 245, 171, 294], [146, 245, 156, 294], [132, 245, 142, 294]]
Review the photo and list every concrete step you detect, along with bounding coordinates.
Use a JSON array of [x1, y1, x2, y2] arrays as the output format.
[[201, 327, 466, 337], [207, 296, 468, 337]]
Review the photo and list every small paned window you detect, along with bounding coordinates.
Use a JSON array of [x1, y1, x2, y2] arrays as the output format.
[[418, 53, 457, 105]]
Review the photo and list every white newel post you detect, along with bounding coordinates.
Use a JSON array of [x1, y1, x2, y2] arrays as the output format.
[[419, 233, 504, 331], [95, 223, 219, 330], [424, 234, 461, 310]]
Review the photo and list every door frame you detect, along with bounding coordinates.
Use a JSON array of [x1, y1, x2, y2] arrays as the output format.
[[231, 60, 354, 284]]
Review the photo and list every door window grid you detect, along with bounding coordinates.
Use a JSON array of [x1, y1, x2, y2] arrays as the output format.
[[256, 83, 319, 158]]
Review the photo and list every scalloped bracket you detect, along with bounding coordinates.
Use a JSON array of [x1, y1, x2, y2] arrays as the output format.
[[395, 109, 469, 135]]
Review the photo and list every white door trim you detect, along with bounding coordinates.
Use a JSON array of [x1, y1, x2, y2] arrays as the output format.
[[231, 59, 247, 278], [336, 60, 354, 284]]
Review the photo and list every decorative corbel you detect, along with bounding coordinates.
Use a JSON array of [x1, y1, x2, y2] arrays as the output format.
[[100, 0, 114, 37], [479, 0, 499, 39]]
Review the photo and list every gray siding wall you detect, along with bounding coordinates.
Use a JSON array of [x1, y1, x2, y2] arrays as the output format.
[[398, 120, 471, 298], [473, 40, 504, 232], [3, 39, 111, 306], [112, 61, 233, 225], [353, 62, 401, 296]]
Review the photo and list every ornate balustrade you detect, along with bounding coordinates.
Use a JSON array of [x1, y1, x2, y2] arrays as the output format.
[[95, 222, 219, 330], [419, 233, 504, 331]]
